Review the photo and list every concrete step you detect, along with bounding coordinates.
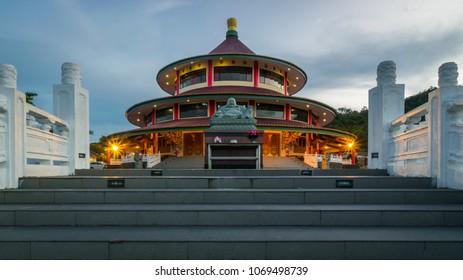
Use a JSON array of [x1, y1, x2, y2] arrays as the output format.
[[1, 188, 462, 204], [1, 225, 463, 259], [75, 168, 389, 177], [19, 176, 433, 189], [1, 203, 462, 226]]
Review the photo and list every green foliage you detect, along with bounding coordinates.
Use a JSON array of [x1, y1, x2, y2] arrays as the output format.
[[404, 86, 437, 113], [25, 92, 38, 106], [327, 107, 368, 151], [90, 135, 108, 162]]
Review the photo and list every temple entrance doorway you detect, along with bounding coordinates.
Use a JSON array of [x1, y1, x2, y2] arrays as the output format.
[[263, 132, 280, 156], [183, 132, 204, 156]]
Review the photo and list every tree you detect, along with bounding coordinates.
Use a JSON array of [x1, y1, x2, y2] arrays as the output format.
[[404, 86, 437, 113], [90, 136, 109, 162], [327, 106, 369, 152], [25, 92, 38, 106]]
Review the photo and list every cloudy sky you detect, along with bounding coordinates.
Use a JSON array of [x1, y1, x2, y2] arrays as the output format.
[[1, 0, 462, 141]]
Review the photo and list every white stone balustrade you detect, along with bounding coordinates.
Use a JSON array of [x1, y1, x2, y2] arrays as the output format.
[[0, 63, 89, 189], [369, 61, 463, 190], [144, 152, 161, 168], [304, 153, 322, 169]]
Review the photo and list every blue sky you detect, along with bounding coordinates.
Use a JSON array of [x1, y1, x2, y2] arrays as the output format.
[[1, 0, 462, 142]]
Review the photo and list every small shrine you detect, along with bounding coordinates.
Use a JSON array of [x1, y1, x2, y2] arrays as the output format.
[[205, 98, 263, 169]]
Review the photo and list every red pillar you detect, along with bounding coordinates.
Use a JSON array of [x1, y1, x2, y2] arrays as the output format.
[[175, 70, 180, 96], [207, 60, 213, 87], [209, 100, 215, 116], [351, 149, 356, 165], [106, 149, 111, 165], [285, 104, 291, 120], [308, 110, 313, 125], [254, 61, 259, 88], [284, 72, 288, 96], [174, 103, 179, 120]]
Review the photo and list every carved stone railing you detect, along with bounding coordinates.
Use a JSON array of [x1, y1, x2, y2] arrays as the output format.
[[0, 63, 89, 189], [25, 104, 70, 176], [370, 61, 463, 189], [144, 152, 161, 168], [304, 153, 321, 168], [387, 103, 430, 177]]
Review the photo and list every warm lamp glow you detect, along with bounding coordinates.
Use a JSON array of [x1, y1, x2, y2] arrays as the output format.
[[112, 145, 119, 151]]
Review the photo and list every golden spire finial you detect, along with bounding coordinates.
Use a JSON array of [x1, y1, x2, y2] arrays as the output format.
[[227, 18, 237, 31]]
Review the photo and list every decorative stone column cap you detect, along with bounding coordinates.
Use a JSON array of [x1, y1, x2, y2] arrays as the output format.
[[438, 62, 458, 87], [376, 60, 396, 86], [0, 64, 17, 89], [61, 62, 81, 86]]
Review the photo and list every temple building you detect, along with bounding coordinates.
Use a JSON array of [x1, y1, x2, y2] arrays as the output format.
[[108, 18, 356, 160]]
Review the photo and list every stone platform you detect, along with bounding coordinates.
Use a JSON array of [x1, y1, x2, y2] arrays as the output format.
[[1, 169, 462, 259]]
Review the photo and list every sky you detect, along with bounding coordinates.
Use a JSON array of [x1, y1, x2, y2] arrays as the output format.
[[1, 0, 462, 142]]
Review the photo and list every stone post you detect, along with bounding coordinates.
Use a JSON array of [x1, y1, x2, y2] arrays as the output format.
[[428, 62, 463, 189], [0, 64, 26, 189], [53, 62, 90, 172], [368, 61, 405, 169]]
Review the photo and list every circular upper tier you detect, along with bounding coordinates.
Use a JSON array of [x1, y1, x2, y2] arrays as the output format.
[[156, 18, 307, 97]]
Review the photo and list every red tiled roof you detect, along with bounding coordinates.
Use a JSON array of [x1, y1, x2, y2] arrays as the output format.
[[256, 118, 315, 128], [110, 116, 355, 139], [209, 36, 255, 55], [146, 118, 210, 130], [116, 118, 316, 134]]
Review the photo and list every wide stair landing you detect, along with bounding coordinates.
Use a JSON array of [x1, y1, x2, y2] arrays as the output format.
[[1, 169, 463, 259], [153, 155, 311, 169]]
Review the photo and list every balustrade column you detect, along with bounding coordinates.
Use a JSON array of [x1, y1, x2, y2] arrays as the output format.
[[0, 64, 26, 189]]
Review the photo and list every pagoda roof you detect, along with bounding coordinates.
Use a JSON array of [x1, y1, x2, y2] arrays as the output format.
[[108, 117, 356, 139], [156, 18, 307, 96], [125, 91, 337, 127], [209, 35, 255, 55]]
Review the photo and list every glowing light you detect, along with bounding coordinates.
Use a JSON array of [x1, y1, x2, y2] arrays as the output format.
[[112, 145, 119, 151], [166, 74, 169, 78]]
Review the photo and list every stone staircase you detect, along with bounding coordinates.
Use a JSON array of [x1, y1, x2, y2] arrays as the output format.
[[1, 169, 463, 259], [151, 155, 312, 169]]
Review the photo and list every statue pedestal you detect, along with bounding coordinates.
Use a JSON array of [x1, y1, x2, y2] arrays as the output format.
[[204, 130, 263, 169]]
